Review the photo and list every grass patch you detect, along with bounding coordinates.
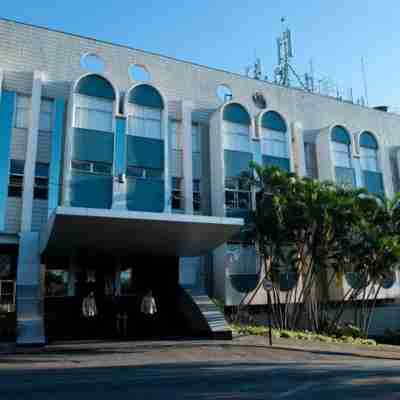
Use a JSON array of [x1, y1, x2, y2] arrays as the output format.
[[231, 324, 377, 346]]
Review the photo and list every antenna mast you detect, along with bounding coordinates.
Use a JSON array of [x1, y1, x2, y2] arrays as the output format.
[[274, 18, 308, 91], [361, 57, 369, 106]]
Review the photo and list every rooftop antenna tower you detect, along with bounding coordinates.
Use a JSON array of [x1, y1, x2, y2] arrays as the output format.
[[245, 50, 263, 80], [274, 18, 308, 91]]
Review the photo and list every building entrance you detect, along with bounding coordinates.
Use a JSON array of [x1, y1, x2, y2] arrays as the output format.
[[44, 255, 191, 342]]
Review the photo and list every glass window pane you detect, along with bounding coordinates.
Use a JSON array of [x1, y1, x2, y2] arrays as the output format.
[[15, 109, 29, 129], [225, 177, 237, 190], [71, 160, 91, 172], [193, 179, 200, 192], [144, 107, 161, 120], [45, 270, 68, 297], [193, 192, 201, 211], [172, 177, 182, 190], [238, 192, 250, 209], [126, 166, 144, 177], [35, 163, 49, 178], [10, 160, 25, 175], [39, 112, 52, 132], [145, 168, 163, 179], [17, 95, 30, 108], [145, 119, 161, 139], [225, 191, 235, 208], [192, 124, 201, 153], [93, 163, 112, 174]]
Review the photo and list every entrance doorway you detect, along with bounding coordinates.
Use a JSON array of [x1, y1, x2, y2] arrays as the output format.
[[44, 255, 191, 342]]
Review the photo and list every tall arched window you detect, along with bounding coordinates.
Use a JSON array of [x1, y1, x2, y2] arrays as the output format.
[[222, 103, 251, 152], [70, 74, 116, 209], [331, 126, 355, 187], [74, 74, 115, 132], [360, 131, 384, 196], [126, 84, 163, 139], [222, 103, 252, 213], [261, 111, 290, 171]]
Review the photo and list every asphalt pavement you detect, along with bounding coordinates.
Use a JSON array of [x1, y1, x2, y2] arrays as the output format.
[[1, 337, 400, 399]]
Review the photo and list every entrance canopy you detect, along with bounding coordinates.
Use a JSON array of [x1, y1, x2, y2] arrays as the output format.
[[40, 207, 243, 257]]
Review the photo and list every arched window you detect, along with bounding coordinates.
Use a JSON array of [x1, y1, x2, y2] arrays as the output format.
[[261, 111, 290, 171], [331, 126, 355, 187], [222, 103, 251, 153], [360, 132, 379, 172], [222, 104, 252, 212], [126, 84, 163, 139], [74, 74, 115, 132], [360, 131, 384, 196]]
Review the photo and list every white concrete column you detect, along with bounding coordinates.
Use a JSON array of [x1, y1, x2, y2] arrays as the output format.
[[0, 69, 4, 100], [163, 101, 171, 213], [353, 156, 363, 189], [21, 71, 42, 232], [291, 122, 306, 177], [61, 94, 74, 206], [181, 101, 194, 214]]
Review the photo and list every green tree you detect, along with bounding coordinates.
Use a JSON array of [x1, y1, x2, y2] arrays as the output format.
[[240, 163, 400, 336]]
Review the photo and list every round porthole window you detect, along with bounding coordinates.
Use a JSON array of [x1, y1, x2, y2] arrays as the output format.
[[80, 53, 105, 73], [129, 64, 150, 82], [217, 84, 233, 102]]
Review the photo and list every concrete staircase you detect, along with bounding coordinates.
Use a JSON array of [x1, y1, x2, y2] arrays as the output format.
[[178, 287, 231, 339]]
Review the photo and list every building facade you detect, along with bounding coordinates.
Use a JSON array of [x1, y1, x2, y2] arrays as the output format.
[[0, 19, 400, 343]]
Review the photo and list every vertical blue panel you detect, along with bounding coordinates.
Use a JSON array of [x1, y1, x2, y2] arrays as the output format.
[[48, 99, 65, 216], [126, 178, 164, 212], [126, 136, 164, 169], [114, 117, 126, 175], [69, 172, 113, 209], [73, 128, 114, 163], [0, 91, 16, 230], [364, 171, 385, 197]]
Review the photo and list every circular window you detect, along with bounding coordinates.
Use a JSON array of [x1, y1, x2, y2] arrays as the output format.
[[129, 64, 150, 82], [217, 84, 233, 102], [80, 53, 105, 73]]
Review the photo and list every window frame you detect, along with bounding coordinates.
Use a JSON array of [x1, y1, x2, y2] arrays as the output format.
[[8, 159, 25, 198], [126, 165, 164, 180], [224, 177, 251, 210], [74, 93, 114, 133], [193, 179, 201, 211], [127, 104, 162, 139], [15, 94, 30, 129], [39, 98, 54, 133], [171, 177, 184, 210], [71, 160, 113, 175], [261, 128, 289, 159], [34, 162, 49, 200]]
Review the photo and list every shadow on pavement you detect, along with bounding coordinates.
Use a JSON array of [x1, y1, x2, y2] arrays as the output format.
[[1, 361, 400, 399]]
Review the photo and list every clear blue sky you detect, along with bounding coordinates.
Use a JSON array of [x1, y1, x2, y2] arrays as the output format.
[[1, 1, 399, 108]]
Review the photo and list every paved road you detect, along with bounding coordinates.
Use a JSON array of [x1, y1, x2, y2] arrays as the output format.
[[1, 340, 400, 399]]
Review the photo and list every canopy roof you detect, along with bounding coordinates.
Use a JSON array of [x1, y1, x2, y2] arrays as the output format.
[[40, 207, 243, 258]]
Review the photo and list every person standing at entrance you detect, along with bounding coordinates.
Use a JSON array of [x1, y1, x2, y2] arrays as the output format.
[[141, 290, 157, 338], [82, 291, 98, 337]]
